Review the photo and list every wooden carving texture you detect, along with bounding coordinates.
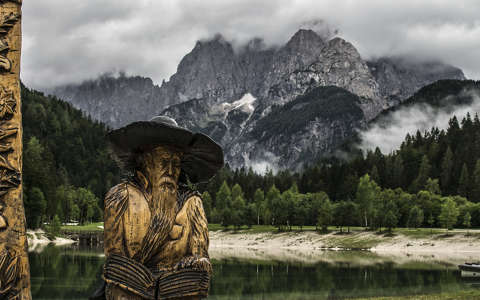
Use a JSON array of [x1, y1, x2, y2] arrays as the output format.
[[0, 1, 30, 300], [103, 147, 211, 300]]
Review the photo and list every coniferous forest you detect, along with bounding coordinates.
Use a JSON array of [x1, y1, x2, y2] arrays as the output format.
[[22, 86, 120, 228], [21, 82, 480, 232]]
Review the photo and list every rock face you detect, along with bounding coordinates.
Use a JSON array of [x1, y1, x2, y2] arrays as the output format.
[[49, 29, 466, 170], [367, 57, 466, 106], [51, 74, 168, 129]]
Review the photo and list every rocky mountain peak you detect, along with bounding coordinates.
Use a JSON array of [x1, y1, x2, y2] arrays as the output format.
[[49, 30, 467, 170], [284, 29, 325, 52], [326, 37, 361, 59]]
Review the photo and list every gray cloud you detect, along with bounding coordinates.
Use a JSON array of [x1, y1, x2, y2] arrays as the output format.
[[358, 91, 480, 154], [21, 0, 480, 89]]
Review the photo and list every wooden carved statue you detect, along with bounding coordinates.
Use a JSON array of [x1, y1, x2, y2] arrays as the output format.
[[0, 0, 32, 299], [95, 116, 223, 300]]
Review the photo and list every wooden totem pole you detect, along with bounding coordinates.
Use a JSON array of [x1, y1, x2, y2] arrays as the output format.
[[0, 0, 31, 299]]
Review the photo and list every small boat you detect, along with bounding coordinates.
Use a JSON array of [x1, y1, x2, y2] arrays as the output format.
[[459, 262, 480, 278]]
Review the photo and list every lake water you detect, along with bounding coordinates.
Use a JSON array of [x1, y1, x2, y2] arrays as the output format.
[[29, 245, 477, 300]]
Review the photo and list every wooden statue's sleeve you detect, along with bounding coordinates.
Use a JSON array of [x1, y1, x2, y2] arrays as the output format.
[[104, 183, 129, 257], [186, 195, 209, 258]]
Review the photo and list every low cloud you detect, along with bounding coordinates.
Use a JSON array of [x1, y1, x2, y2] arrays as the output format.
[[21, 0, 480, 89], [243, 151, 279, 175], [358, 91, 480, 154]]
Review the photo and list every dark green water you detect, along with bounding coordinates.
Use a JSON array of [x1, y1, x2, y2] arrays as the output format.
[[29, 245, 474, 300]]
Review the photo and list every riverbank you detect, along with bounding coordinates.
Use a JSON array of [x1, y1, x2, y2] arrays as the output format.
[[209, 227, 480, 265], [353, 290, 480, 300]]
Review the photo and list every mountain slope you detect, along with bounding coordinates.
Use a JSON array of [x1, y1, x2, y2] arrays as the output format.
[[49, 29, 466, 170]]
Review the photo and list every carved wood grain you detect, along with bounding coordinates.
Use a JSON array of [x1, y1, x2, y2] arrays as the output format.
[[0, 1, 30, 299]]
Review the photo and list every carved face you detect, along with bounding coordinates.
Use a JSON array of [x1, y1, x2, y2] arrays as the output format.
[[139, 146, 182, 191], [138, 146, 182, 215], [152, 146, 181, 184]]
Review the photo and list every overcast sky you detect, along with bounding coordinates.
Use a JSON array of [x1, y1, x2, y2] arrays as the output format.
[[21, 0, 480, 90]]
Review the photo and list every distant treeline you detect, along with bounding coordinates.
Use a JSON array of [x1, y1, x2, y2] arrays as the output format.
[[22, 86, 120, 228], [201, 113, 480, 230], [201, 175, 472, 232]]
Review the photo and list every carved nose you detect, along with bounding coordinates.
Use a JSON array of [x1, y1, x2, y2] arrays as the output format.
[[167, 161, 174, 176]]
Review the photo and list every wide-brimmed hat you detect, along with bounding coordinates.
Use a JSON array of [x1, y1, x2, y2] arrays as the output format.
[[107, 116, 224, 184]]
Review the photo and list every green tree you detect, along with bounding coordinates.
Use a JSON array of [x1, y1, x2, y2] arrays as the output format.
[[407, 205, 424, 229], [438, 197, 459, 230], [412, 155, 431, 192], [244, 203, 256, 228], [427, 214, 435, 233], [317, 197, 333, 232], [356, 174, 378, 228], [472, 160, 480, 203], [334, 201, 358, 233], [266, 185, 281, 226], [310, 192, 329, 230], [211, 208, 221, 224], [370, 165, 380, 184], [458, 163, 470, 198], [201, 191, 213, 221], [463, 211, 472, 234], [221, 207, 232, 228], [253, 188, 264, 225], [25, 187, 47, 229], [441, 147, 454, 190], [392, 155, 404, 188], [47, 214, 62, 237], [216, 181, 232, 211], [231, 194, 246, 230], [384, 210, 398, 233], [216, 181, 232, 226], [294, 196, 309, 231], [425, 178, 441, 195], [74, 188, 100, 225], [231, 184, 244, 202], [271, 189, 289, 231]]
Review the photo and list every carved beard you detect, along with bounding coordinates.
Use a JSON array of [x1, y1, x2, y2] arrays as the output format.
[[150, 177, 178, 221]]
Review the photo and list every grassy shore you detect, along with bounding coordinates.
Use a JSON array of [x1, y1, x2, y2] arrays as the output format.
[[59, 222, 480, 251], [208, 223, 479, 237], [61, 222, 104, 233], [353, 290, 480, 300], [62, 222, 479, 237]]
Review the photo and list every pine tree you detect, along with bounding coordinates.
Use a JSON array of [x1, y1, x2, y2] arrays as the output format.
[[392, 155, 404, 188], [425, 178, 441, 195], [441, 147, 454, 190], [457, 163, 469, 198], [216, 181, 232, 211], [231, 183, 244, 202], [471, 160, 480, 203], [370, 165, 380, 184], [412, 155, 431, 192]]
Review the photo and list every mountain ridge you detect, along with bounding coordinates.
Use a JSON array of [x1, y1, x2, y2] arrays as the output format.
[[49, 29, 466, 170]]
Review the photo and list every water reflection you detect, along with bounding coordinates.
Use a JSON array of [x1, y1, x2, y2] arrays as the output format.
[[29, 245, 473, 300]]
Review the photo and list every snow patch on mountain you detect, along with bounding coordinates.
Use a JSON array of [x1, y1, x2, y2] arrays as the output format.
[[213, 93, 257, 118]]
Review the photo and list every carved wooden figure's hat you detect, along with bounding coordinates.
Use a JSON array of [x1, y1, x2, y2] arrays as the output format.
[[107, 116, 224, 183]]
